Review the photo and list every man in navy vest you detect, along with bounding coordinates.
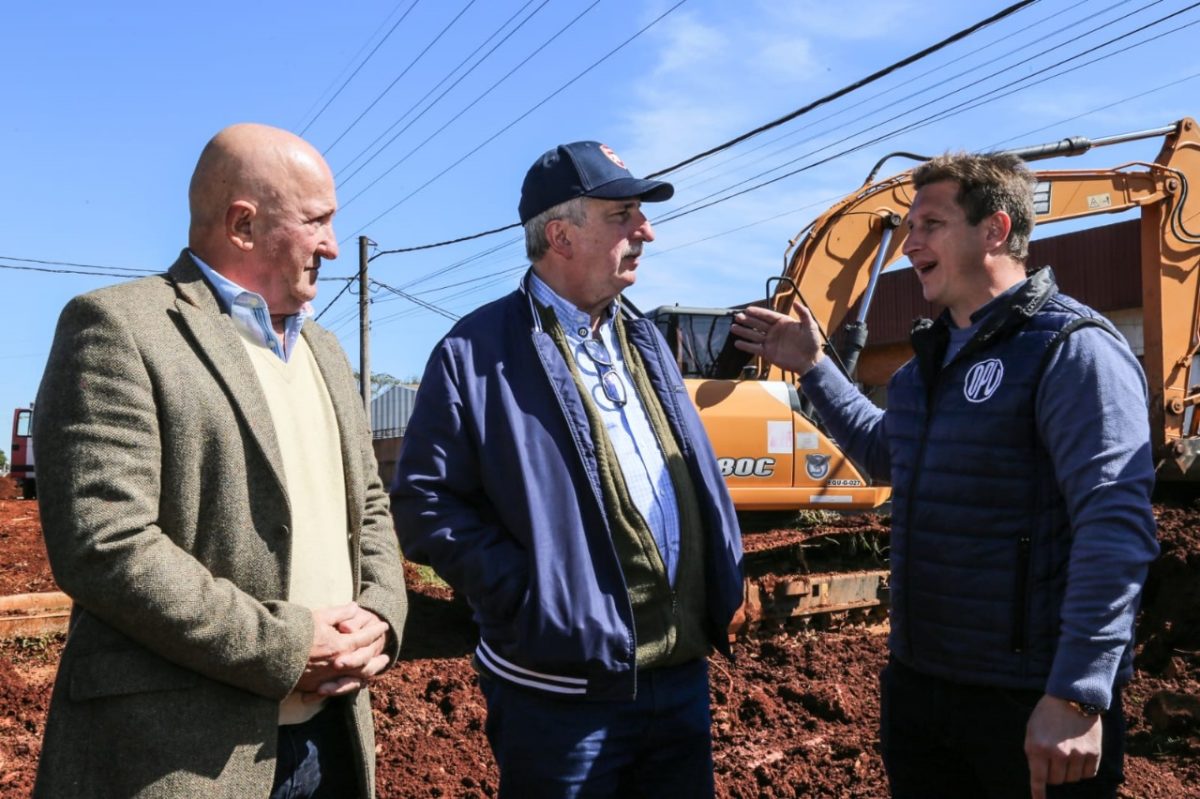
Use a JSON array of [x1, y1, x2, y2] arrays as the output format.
[[731, 152, 1158, 799]]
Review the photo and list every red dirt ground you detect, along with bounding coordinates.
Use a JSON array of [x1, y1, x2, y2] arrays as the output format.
[[1, 493, 1198, 798]]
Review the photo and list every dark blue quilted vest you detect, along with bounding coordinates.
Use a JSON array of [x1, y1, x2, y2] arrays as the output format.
[[885, 268, 1118, 689]]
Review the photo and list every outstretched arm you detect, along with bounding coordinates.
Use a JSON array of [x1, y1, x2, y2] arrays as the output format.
[[730, 301, 824, 376], [733, 301, 891, 480]]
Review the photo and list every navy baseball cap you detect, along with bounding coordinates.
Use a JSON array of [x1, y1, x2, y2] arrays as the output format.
[[518, 141, 674, 224]]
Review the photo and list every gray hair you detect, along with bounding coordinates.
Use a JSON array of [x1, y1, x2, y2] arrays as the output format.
[[524, 196, 588, 261]]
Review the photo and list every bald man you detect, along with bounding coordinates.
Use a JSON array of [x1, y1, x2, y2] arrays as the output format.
[[32, 124, 406, 799]]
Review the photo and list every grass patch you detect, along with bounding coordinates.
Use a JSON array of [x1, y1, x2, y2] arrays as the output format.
[[409, 563, 450, 590]]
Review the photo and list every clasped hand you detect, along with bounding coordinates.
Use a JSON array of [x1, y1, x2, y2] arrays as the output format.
[[297, 602, 391, 702]]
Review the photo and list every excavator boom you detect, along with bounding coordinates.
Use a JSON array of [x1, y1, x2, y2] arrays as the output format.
[[771, 117, 1200, 475], [651, 117, 1200, 634]]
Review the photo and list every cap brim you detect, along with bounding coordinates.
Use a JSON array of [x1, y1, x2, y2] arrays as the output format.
[[585, 176, 674, 204]]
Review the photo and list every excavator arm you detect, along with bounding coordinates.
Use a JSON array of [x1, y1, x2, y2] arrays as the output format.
[[650, 118, 1200, 634], [768, 117, 1200, 475]]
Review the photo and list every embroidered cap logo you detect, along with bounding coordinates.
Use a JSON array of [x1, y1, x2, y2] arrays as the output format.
[[599, 144, 626, 169], [964, 358, 1005, 403]]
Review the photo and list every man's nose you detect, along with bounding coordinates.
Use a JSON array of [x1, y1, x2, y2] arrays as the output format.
[[320, 229, 339, 261], [638, 216, 655, 243]]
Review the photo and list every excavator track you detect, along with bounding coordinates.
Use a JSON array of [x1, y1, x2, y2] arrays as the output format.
[[730, 511, 890, 637]]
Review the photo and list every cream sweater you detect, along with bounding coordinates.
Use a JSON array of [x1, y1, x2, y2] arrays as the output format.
[[242, 335, 352, 724]]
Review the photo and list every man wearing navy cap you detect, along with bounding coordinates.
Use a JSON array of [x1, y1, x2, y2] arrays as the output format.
[[393, 141, 744, 797]]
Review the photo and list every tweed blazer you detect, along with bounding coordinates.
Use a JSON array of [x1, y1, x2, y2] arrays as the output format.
[[32, 252, 406, 798]]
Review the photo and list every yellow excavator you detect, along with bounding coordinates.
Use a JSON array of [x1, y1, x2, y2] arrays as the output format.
[[648, 117, 1200, 630]]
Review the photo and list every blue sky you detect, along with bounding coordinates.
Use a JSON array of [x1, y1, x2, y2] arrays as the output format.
[[4, 0, 1200, 431]]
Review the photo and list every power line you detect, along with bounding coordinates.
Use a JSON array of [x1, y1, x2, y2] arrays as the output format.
[[320, 2, 1196, 322], [336, 0, 548, 181], [322, 0, 479, 156], [657, 0, 1200, 223], [0, 255, 156, 277], [299, 0, 423, 135], [348, 56, 1200, 325], [338, 0, 604, 216], [654, 0, 1154, 217], [342, 0, 691, 237], [643, 0, 1040, 180], [314, 262, 368, 322], [0, 263, 153, 278], [366, 268, 521, 331], [395, 235, 523, 291], [371, 223, 523, 257], [983, 67, 1200, 150], [665, 0, 1111, 193], [353, 0, 1041, 254], [371, 279, 461, 320]]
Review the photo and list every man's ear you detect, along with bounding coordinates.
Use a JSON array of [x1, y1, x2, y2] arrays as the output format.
[[985, 210, 1013, 252], [545, 217, 574, 259], [226, 200, 257, 251]]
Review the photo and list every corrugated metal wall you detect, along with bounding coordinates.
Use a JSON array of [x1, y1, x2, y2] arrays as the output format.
[[371, 384, 418, 439]]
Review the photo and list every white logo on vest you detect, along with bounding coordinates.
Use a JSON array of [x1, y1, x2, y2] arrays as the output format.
[[963, 358, 1005, 403]]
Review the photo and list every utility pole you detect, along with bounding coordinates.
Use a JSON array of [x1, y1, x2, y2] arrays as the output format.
[[359, 236, 372, 428]]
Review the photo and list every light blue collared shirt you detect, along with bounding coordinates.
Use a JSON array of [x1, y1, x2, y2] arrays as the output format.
[[529, 272, 682, 584], [190, 251, 312, 362]]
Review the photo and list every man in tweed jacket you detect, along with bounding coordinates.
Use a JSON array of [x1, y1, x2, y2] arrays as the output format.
[[32, 123, 406, 798]]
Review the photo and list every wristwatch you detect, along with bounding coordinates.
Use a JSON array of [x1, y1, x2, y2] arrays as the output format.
[[1067, 700, 1105, 717]]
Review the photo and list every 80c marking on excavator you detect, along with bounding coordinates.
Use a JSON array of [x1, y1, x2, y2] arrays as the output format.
[[718, 457, 776, 477]]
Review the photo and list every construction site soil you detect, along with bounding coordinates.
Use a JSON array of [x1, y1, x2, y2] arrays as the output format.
[[1, 472, 1197, 797]]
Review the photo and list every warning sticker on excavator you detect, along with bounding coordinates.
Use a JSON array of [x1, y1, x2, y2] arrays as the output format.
[[767, 421, 791, 454], [795, 432, 818, 451], [1033, 180, 1051, 215]]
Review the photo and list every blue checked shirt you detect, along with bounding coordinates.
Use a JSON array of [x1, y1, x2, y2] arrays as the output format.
[[190, 251, 311, 362], [529, 273, 682, 584]]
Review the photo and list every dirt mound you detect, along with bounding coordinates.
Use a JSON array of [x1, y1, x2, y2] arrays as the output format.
[[0, 499, 51, 596], [713, 631, 887, 798], [1, 500, 1199, 797], [0, 476, 19, 501], [1123, 501, 1200, 794]]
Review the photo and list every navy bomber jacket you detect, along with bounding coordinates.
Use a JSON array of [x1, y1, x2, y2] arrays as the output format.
[[391, 273, 744, 701]]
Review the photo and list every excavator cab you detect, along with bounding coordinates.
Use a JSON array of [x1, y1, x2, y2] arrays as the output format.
[[648, 305, 752, 379], [647, 304, 891, 512]]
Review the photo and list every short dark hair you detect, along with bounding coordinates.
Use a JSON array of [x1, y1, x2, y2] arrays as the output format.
[[912, 152, 1036, 261]]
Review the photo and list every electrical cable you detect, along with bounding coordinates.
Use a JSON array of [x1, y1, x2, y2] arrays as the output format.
[[371, 279, 461, 320], [642, 0, 1040, 180], [340, 0, 688, 237], [299, 0, 423, 135], [352, 0, 1042, 253], [320, 2, 1197, 322], [354, 59, 1200, 321], [337, 0, 603, 215], [322, 0, 480, 156], [315, 262, 368, 322], [337, 0, 548, 180], [371, 224, 523, 257], [0, 255, 157, 277], [667, 0, 1134, 195], [0, 262, 155, 278], [984, 68, 1200, 150], [656, 1, 1200, 223]]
